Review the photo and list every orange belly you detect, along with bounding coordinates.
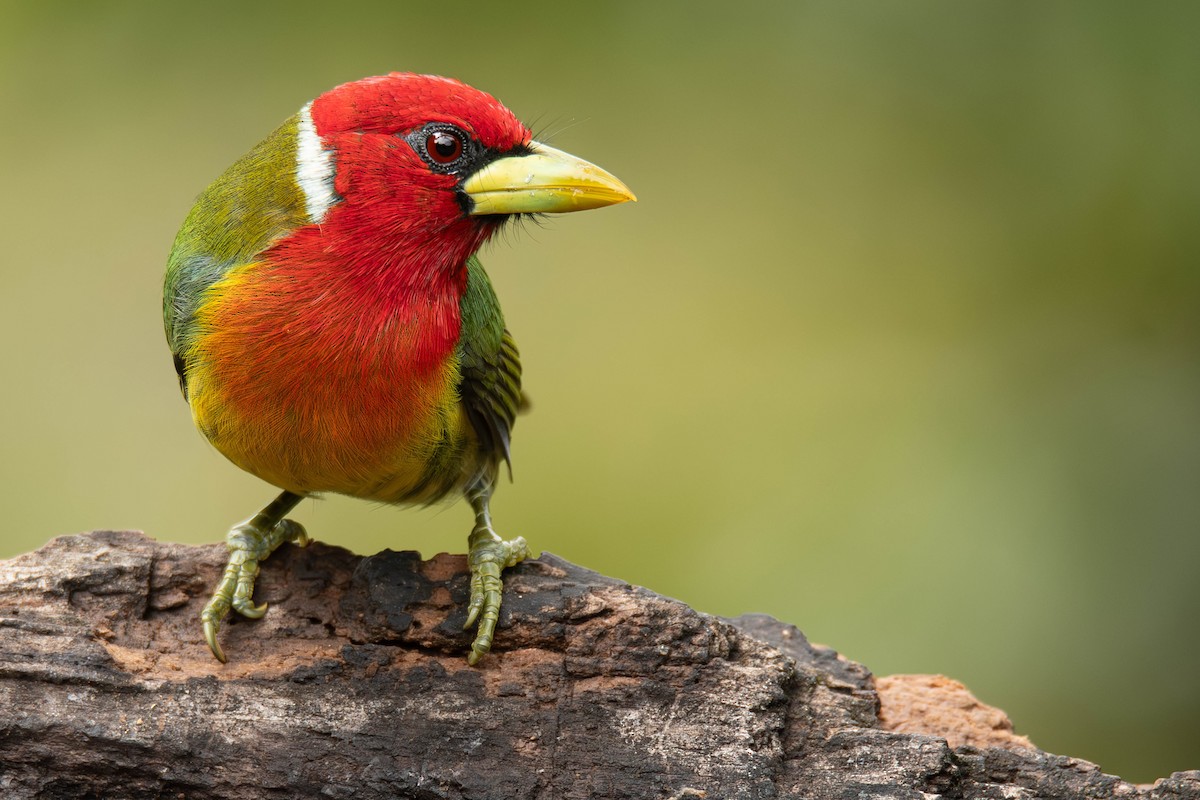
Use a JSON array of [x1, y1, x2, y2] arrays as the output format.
[[186, 261, 472, 503]]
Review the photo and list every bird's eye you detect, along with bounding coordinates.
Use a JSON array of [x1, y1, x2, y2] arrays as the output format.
[[426, 130, 464, 165]]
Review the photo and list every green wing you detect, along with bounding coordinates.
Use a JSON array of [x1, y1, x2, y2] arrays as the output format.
[[457, 255, 525, 476], [163, 114, 310, 398]]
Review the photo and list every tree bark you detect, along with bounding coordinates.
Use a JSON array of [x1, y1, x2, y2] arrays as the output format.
[[0, 531, 1195, 799]]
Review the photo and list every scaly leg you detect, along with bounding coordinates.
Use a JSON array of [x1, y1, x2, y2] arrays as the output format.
[[201, 490, 309, 662], [463, 478, 531, 665]]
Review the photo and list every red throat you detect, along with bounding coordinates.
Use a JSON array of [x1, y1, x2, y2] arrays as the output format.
[[263, 208, 494, 375]]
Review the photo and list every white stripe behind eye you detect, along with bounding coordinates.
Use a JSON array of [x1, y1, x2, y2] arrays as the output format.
[[296, 101, 338, 224]]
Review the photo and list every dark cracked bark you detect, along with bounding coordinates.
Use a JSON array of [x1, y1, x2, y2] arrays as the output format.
[[0, 531, 1196, 799]]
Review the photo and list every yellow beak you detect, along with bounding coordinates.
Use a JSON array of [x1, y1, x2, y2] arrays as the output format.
[[463, 141, 636, 216]]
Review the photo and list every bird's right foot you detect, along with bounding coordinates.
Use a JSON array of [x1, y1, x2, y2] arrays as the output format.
[[201, 516, 309, 662]]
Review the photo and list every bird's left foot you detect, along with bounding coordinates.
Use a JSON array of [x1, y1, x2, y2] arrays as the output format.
[[200, 492, 309, 662], [464, 524, 530, 665]]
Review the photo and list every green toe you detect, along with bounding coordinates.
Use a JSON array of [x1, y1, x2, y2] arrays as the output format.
[[200, 507, 308, 663], [464, 532, 530, 664]]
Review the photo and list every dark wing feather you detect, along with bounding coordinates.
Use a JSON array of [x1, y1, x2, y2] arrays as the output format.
[[457, 256, 526, 479], [461, 330, 524, 476]]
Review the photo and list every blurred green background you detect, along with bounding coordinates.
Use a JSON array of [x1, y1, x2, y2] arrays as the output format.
[[1, 0, 1197, 782]]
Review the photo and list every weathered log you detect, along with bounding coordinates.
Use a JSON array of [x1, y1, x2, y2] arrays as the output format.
[[0, 531, 1195, 799]]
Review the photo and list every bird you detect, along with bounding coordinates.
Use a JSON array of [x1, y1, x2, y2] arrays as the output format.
[[163, 73, 634, 665]]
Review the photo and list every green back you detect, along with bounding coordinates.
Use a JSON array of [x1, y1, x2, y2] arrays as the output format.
[[163, 114, 307, 389]]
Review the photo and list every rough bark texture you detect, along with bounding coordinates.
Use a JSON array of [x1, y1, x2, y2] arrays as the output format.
[[0, 531, 1195, 799]]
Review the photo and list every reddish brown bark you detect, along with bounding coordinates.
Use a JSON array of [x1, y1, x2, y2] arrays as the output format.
[[0, 531, 1196, 799]]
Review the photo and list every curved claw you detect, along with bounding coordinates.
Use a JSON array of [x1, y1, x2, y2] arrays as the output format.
[[233, 598, 269, 619], [289, 521, 312, 549], [464, 570, 485, 630], [203, 616, 227, 663]]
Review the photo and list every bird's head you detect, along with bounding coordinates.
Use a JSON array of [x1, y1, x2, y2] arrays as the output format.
[[297, 73, 635, 272]]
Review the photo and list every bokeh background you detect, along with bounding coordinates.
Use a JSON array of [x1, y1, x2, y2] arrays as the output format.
[[2, 0, 1197, 782]]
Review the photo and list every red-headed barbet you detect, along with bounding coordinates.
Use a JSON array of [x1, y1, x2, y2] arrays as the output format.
[[163, 73, 634, 665]]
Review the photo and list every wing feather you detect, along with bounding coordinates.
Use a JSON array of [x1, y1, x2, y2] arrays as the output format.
[[457, 257, 525, 479]]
